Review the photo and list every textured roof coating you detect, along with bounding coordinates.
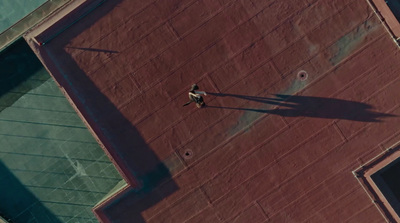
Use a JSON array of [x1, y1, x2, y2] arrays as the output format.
[[25, 0, 400, 222]]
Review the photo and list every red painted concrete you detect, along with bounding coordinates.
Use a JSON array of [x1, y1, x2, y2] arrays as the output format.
[[24, 0, 400, 222]]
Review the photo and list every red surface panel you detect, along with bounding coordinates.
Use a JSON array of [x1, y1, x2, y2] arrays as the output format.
[[170, 0, 232, 37], [344, 204, 385, 223], [24, 0, 400, 222], [337, 78, 400, 138], [210, 126, 344, 219], [301, 33, 394, 98], [305, 188, 371, 222], [191, 115, 287, 180], [228, 204, 266, 223], [260, 169, 356, 218], [147, 189, 209, 223], [184, 206, 222, 223]]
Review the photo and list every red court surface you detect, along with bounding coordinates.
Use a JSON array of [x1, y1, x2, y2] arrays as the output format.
[[24, 0, 400, 222]]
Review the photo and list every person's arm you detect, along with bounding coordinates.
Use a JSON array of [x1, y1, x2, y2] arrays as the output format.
[[183, 100, 193, 106], [194, 90, 207, 95]]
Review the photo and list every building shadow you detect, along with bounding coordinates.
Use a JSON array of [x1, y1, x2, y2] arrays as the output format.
[[0, 161, 61, 223], [207, 93, 395, 122], [28, 0, 178, 222], [0, 38, 50, 112]]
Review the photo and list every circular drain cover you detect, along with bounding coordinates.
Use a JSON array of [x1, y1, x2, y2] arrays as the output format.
[[297, 70, 308, 81], [183, 149, 193, 159]]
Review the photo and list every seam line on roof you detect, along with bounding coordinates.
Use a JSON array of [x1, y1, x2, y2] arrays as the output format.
[[334, 121, 348, 142], [209, 123, 338, 204], [301, 186, 362, 223], [268, 161, 354, 221]]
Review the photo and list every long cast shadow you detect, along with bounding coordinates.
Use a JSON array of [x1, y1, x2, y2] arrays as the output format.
[[32, 0, 178, 222], [207, 93, 395, 122]]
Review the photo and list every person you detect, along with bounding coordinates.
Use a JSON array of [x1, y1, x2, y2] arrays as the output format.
[[183, 84, 207, 108]]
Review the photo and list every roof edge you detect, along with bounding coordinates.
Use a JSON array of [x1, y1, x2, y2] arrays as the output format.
[[23, 1, 142, 222]]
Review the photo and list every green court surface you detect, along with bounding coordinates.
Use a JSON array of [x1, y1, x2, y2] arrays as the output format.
[[0, 39, 124, 222], [0, 0, 70, 51], [0, 0, 47, 33]]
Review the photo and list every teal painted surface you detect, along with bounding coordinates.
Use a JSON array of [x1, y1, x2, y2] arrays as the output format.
[[0, 0, 47, 33], [0, 39, 123, 222], [329, 19, 380, 66]]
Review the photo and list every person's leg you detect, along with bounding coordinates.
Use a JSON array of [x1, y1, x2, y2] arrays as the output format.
[[195, 96, 204, 108]]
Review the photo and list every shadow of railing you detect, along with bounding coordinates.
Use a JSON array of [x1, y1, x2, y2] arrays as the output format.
[[29, 0, 178, 222], [207, 93, 395, 122], [65, 46, 118, 54]]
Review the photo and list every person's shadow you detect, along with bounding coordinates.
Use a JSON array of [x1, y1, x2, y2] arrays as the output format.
[[206, 93, 395, 122]]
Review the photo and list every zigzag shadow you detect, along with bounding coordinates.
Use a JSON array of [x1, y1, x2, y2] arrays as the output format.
[[29, 0, 178, 222]]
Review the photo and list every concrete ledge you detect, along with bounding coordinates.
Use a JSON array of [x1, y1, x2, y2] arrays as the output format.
[[23, 1, 142, 222], [0, 216, 9, 223], [25, 0, 106, 46], [354, 144, 400, 223], [368, 0, 400, 39], [0, 0, 71, 51]]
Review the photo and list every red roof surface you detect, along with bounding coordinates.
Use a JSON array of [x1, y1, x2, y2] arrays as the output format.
[[25, 0, 400, 222]]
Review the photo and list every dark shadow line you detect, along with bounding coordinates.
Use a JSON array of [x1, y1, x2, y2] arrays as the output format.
[[41, 200, 94, 207], [0, 151, 116, 164], [0, 105, 77, 114], [9, 91, 66, 98], [0, 118, 87, 129], [55, 215, 96, 220], [0, 133, 98, 144], [12, 168, 121, 181], [25, 185, 114, 194], [65, 46, 119, 54], [206, 105, 267, 113]]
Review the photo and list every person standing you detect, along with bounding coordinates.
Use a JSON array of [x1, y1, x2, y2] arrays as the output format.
[[183, 84, 207, 108]]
